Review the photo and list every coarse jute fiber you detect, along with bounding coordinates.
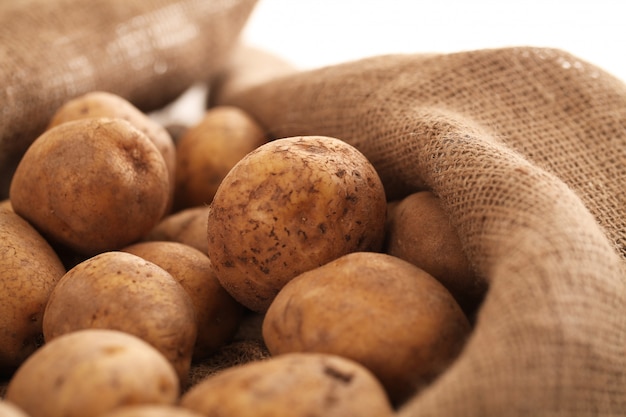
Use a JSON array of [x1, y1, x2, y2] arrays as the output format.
[[0, 0, 258, 197], [221, 47, 626, 416]]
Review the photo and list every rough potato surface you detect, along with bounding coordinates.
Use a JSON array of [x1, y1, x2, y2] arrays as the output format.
[[0, 210, 65, 374], [9, 118, 169, 255], [180, 353, 394, 417], [207, 136, 387, 312], [263, 251, 471, 405], [5, 329, 179, 417]]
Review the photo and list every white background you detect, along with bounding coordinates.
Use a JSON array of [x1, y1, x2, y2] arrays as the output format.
[[241, 0, 626, 82]]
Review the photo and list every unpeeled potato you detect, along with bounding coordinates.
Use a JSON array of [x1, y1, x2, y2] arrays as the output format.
[[174, 106, 267, 210], [207, 136, 387, 312], [142, 206, 211, 254], [385, 191, 486, 316], [9, 118, 170, 255], [47, 91, 177, 213], [0, 400, 29, 417], [180, 352, 394, 417], [0, 209, 66, 374], [263, 251, 471, 405], [121, 241, 244, 360], [99, 405, 204, 417], [42, 251, 197, 386], [5, 329, 179, 417]]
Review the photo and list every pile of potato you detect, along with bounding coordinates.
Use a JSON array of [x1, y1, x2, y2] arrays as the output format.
[[0, 91, 483, 416]]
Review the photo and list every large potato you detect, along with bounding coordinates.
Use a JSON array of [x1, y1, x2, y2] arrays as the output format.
[[42, 251, 197, 386], [47, 91, 177, 212], [262, 251, 471, 405], [121, 241, 244, 360], [0, 209, 66, 374], [385, 191, 487, 316], [180, 352, 394, 417], [5, 329, 179, 417], [174, 106, 267, 210], [207, 136, 387, 312], [9, 118, 170, 255]]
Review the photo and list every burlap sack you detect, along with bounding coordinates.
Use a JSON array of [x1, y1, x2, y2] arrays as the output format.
[[220, 47, 626, 416], [0, 0, 258, 198]]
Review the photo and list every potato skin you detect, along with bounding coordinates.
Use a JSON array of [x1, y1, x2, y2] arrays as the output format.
[[42, 251, 197, 386], [262, 251, 471, 405], [180, 353, 394, 417], [5, 329, 179, 417], [47, 91, 177, 213], [0, 400, 30, 417], [0, 209, 66, 374], [98, 405, 204, 417], [174, 106, 267, 210], [143, 206, 211, 254], [9, 118, 170, 255], [207, 136, 387, 312], [121, 241, 244, 360], [385, 191, 486, 316]]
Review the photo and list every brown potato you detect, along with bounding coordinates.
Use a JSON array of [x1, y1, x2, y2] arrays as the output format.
[[0, 199, 12, 212], [47, 91, 177, 213], [263, 251, 471, 405], [385, 191, 487, 316], [9, 118, 170, 255], [174, 106, 267, 210], [99, 405, 204, 417], [0, 209, 66, 374], [207, 136, 387, 312], [180, 353, 394, 417], [5, 329, 179, 417], [42, 251, 197, 386], [143, 206, 211, 254], [0, 400, 29, 417], [121, 241, 244, 360]]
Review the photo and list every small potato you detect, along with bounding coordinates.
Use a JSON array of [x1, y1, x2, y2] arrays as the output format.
[[207, 136, 387, 312], [99, 405, 204, 417], [174, 106, 267, 210], [0, 400, 30, 417], [47, 91, 177, 212], [263, 251, 471, 405], [385, 191, 487, 316], [121, 241, 244, 360], [9, 118, 170, 255], [5, 329, 179, 417], [143, 206, 211, 254], [180, 353, 394, 417], [0, 199, 12, 212], [42, 251, 197, 386], [0, 209, 66, 374]]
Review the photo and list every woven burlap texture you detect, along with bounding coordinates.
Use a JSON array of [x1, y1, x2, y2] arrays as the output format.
[[0, 0, 258, 197], [223, 47, 626, 416]]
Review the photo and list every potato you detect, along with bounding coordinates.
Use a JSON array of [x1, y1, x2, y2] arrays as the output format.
[[180, 353, 394, 417], [385, 191, 487, 316], [42, 251, 197, 386], [0, 199, 12, 212], [47, 91, 177, 213], [5, 329, 179, 417], [0, 209, 66, 374], [0, 401, 29, 417], [262, 251, 471, 405], [121, 241, 244, 360], [99, 405, 204, 417], [207, 136, 387, 312], [9, 118, 170, 255], [143, 206, 211, 254], [174, 106, 267, 210]]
